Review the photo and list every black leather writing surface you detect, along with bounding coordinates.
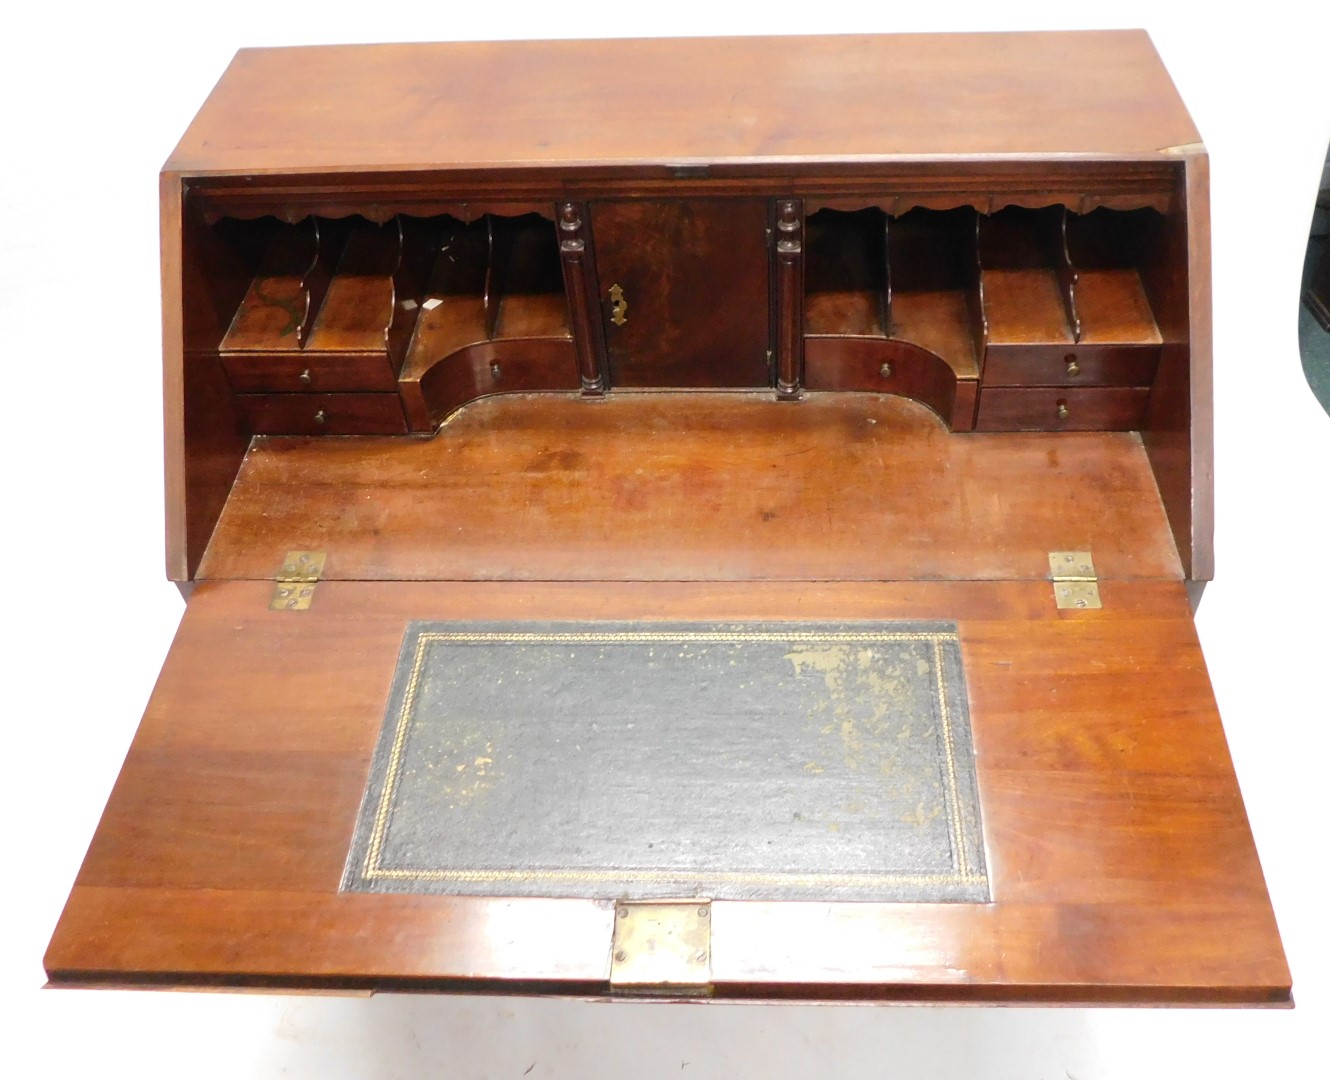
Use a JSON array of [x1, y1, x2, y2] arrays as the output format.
[[343, 622, 988, 902]]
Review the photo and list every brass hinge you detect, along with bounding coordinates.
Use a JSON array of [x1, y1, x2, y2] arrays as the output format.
[[269, 550, 326, 611], [609, 900, 713, 997], [1049, 550, 1101, 609]]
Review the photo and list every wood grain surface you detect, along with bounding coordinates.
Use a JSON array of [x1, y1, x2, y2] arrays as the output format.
[[45, 578, 1288, 1003], [197, 393, 1181, 583], [1143, 155, 1212, 583], [158, 34, 1208, 584], [802, 340, 978, 430], [982, 345, 1159, 388], [974, 387, 1150, 432], [165, 32, 1201, 175], [1075, 269, 1163, 344], [127, 33, 1256, 1008], [236, 392, 409, 436], [593, 199, 771, 387], [982, 270, 1074, 345]]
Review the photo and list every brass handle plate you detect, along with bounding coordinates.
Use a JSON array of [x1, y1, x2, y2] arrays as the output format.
[[609, 283, 628, 326]]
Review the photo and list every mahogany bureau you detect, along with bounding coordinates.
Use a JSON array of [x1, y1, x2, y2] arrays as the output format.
[[45, 31, 1291, 1004]]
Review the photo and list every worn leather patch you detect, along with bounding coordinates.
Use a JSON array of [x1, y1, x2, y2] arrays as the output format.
[[342, 622, 988, 902]]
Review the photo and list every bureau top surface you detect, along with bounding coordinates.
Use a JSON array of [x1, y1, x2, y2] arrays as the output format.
[[166, 31, 1202, 176]]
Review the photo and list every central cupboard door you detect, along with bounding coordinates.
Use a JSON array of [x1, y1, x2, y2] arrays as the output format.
[[593, 199, 772, 387]]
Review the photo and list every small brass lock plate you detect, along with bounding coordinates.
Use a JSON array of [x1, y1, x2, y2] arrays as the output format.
[[608, 283, 628, 326], [609, 900, 712, 995], [270, 550, 326, 611]]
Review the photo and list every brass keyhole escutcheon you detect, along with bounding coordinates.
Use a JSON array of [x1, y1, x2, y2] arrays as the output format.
[[609, 283, 628, 326]]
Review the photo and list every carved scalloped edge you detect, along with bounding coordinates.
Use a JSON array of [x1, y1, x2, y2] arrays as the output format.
[[202, 200, 557, 227], [803, 191, 1172, 217]]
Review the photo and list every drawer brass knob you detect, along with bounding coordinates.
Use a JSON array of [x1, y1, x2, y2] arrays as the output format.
[[299, 368, 312, 385], [1065, 355, 1080, 377], [490, 361, 502, 381], [314, 408, 327, 425], [879, 362, 892, 378], [1056, 401, 1070, 421]]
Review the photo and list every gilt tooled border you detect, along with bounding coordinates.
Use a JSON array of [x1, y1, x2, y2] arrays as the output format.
[[361, 629, 987, 889]]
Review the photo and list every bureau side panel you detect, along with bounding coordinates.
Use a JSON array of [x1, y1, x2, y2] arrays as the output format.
[[162, 172, 187, 579], [1184, 152, 1215, 582], [163, 175, 251, 581], [1142, 154, 1213, 584]]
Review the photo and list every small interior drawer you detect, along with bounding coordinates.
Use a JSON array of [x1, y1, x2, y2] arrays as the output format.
[[237, 392, 409, 435], [974, 386, 1149, 431], [982, 344, 1160, 387], [222, 351, 399, 393], [803, 338, 978, 430]]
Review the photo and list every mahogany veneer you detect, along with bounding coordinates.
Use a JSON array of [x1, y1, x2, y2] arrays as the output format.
[[47, 579, 1286, 1002], [47, 31, 1286, 1005], [198, 394, 1181, 583]]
